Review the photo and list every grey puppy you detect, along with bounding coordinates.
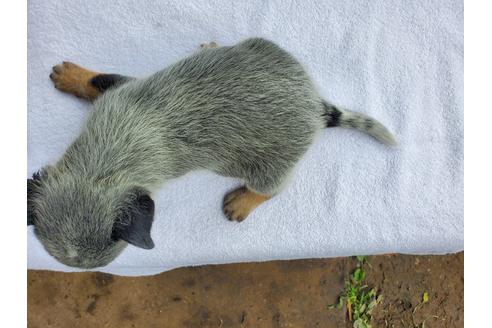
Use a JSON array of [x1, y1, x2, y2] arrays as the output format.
[[28, 38, 395, 268]]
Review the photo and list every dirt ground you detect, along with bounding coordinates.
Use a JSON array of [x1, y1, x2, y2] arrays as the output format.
[[27, 252, 463, 328]]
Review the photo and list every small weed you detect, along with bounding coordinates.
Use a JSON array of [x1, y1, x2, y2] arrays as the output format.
[[411, 291, 440, 328], [356, 256, 367, 263], [412, 291, 429, 315], [328, 256, 382, 328]]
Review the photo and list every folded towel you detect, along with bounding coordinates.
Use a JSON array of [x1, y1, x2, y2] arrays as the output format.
[[28, 0, 463, 276]]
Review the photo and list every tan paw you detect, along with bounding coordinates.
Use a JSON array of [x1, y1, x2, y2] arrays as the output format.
[[49, 61, 100, 100], [200, 41, 219, 49], [223, 186, 270, 222]]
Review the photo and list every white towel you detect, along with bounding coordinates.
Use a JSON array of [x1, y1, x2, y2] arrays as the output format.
[[28, 0, 463, 276]]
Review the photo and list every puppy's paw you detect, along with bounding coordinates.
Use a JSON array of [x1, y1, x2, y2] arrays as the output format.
[[200, 41, 219, 49], [49, 62, 99, 100], [223, 186, 270, 222]]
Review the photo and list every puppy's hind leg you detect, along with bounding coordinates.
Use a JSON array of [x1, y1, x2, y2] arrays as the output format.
[[223, 186, 271, 222], [223, 165, 295, 222], [50, 62, 132, 101]]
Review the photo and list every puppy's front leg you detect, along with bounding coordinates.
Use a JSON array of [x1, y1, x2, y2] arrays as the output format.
[[50, 62, 131, 101]]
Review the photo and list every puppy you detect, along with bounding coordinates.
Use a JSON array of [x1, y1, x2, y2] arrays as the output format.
[[28, 38, 395, 268]]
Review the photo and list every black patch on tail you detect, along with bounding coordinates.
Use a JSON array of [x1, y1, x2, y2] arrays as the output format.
[[90, 74, 127, 93], [322, 102, 342, 127], [364, 118, 374, 130]]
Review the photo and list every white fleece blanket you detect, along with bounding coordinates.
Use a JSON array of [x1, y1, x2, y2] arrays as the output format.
[[27, 0, 463, 276]]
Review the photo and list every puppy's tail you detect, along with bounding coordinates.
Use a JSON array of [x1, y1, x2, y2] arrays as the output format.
[[322, 101, 396, 145]]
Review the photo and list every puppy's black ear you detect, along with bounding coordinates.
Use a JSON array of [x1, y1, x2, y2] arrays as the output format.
[[27, 178, 36, 226], [113, 192, 155, 250]]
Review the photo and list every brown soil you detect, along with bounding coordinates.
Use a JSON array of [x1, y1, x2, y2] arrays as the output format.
[[27, 252, 463, 328]]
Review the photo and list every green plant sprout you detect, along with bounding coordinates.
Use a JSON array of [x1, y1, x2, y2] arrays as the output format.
[[411, 291, 440, 328], [328, 256, 382, 328]]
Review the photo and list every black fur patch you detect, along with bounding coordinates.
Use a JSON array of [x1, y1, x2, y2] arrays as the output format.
[[364, 118, 374, 130], [90, 74, 126, 93], [322, 102, 342, 127], [112, 190, 155, 250]]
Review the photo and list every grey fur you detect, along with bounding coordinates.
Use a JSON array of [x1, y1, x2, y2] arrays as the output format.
[[323, 102, 396, 145], [28, 38, 396, 268]]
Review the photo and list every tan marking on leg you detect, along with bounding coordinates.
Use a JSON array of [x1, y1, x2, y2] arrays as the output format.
[[49, 62, 101, 100], [223, 186, 271, 222], [200, 41, 219, 49]]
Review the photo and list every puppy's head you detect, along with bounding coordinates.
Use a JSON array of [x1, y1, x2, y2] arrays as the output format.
[[27, 168, 155, 268]]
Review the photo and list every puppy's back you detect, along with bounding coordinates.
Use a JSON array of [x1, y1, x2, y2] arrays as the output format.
[[88, 38, 325, 178]]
